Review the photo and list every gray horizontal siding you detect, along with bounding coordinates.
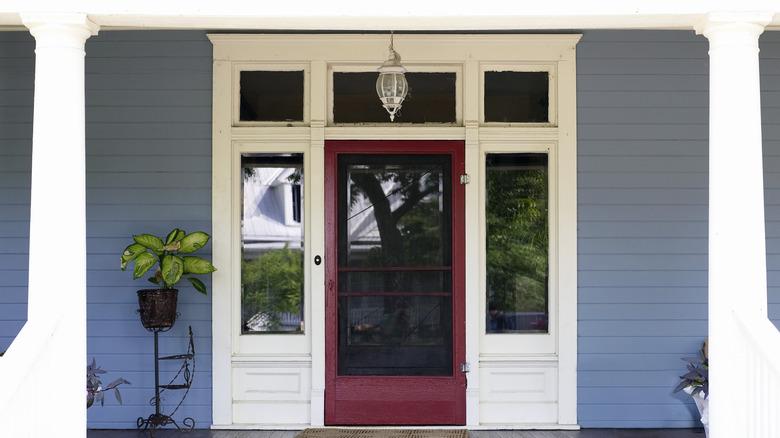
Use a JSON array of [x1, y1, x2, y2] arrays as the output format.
[[577, 29, 780, 428], [762, 34, 780, 332], [0, 30, 213, 428], [83, 30, 213, 429], [576, 30, 710, 428], [0, 32, 33, 355]]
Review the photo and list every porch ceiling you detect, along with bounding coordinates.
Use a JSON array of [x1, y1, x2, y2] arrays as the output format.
[[0, 1, 778, 31]]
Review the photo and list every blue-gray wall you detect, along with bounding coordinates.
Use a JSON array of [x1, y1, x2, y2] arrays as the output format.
[[762, 34, 780, 329], [577, 30, 710, 428], [84, 30, 213, 428], [2, 28, 779, 429], [0, 30, 213, 428], [0, 32, 33, 360], [577, 29, 780, 428]]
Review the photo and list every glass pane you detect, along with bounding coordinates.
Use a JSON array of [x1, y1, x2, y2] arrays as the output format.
[[345, 295, 448, 347], [339, 270, 444, 293], [340, 296, 452, 376], [338, 154, 453, 376], [485, 153, 549, 333], [241, 154, 304, 334], [484, 71, 549, 123], [240, 71, 304, 122], [333, 72, 456, 124]]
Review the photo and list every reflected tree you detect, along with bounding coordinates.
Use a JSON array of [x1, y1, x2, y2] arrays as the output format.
[[242, 244, 302, 332], [348, 166, 444, 296], [486, 158, 548, 316], [350, 166, 442, 267]]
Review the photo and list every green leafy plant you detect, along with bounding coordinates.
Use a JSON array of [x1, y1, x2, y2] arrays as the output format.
[[120, 229, 217, 295], [87, 358, 130, 408]]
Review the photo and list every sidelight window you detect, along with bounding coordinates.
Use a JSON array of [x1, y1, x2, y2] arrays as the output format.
[[485, 153, 549, 334], [241, 153, 304, 334]]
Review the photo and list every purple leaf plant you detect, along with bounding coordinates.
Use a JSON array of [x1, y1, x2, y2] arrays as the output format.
[[87, 357, 131, 408], [673, 351, 708, 399]]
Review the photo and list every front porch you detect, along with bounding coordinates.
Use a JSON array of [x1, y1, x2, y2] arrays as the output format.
[[2, 2, 780, 437]]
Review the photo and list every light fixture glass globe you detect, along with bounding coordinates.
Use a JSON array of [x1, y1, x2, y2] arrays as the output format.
[[376, 70, 408, 121], [376, 37, 408, 122]]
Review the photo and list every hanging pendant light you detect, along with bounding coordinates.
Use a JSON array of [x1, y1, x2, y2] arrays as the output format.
[[376, 32, 408, 122]]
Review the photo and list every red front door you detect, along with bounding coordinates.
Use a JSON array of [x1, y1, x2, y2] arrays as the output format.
[[324, 140, 466, 425]]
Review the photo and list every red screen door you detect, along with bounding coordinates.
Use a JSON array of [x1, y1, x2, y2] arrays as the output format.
[[325, 140, 466, 425]]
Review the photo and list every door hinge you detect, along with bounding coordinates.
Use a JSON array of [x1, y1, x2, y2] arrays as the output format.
[[460, 174, 470, 185], [460, 362, 470, 373]]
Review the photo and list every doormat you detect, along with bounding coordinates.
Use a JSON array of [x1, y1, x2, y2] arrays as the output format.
[[295, 429, 468, 438]]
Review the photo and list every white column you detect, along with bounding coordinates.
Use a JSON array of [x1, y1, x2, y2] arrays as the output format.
[[22, 12, 98, 435], [696, 13, 771, 438]]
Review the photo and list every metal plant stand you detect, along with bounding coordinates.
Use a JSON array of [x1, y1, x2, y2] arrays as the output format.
[[137, 325, 195, 436]]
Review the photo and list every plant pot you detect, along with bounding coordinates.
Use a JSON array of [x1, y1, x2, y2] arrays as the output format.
[[137, 289, 178, 329], [684, 386, 709, 438]]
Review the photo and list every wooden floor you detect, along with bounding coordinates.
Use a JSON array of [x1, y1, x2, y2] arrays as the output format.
[[88, 428, 706, 438]]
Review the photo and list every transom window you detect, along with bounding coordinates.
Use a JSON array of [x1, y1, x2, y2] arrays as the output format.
[[235, 65, 556, 126], [240, 70, 305, 122], [332, 71, 457, 124], [484, 71, 549, 123]]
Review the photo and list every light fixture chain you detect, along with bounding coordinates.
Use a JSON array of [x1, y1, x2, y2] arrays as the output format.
[[376, 30, 408, 122]]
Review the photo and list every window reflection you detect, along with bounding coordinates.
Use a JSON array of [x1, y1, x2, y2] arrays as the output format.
[[485, 153, 549, 334], [342, 160, 447, 268], [346, 296, 446, 347], [241, 154, 304, 334], [337, 154, 453, 376]]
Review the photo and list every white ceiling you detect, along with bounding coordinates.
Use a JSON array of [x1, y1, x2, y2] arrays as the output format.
[[0, 1, 778, 31]]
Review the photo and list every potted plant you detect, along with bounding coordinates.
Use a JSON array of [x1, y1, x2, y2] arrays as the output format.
[[121, 229, 216, 329], [674, 340, 709, 437]]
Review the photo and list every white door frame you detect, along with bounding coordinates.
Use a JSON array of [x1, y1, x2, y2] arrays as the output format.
[[209, 34, 579, 429]]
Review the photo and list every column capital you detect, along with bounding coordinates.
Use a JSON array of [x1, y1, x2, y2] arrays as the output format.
[[21, 12, 99, 42], [694, 12, 772, 38]]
